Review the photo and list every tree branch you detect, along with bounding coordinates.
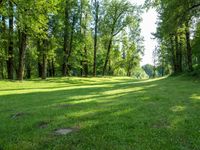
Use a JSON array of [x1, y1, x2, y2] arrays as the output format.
[[188, 3, 200, 11]]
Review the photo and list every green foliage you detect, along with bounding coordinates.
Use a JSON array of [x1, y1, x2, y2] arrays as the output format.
[[147, 0, 200, 75]]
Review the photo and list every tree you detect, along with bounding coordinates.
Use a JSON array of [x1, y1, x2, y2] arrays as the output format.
[[7, 0, 14, 80], [92, 0, 99, 76], [101, 0, 135, 76]]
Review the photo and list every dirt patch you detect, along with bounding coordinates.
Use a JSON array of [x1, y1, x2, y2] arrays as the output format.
[[37, 121, 50, 129], [152, 120, 170, 129], [10, 112, 28, 119], [54, 128, 79, 135]]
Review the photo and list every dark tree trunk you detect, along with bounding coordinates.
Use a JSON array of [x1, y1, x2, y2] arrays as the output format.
[[37, 40, 42, 77], [185, 24, 193, 72], [127, 66, 131, 77], [17, 31, 27, 81], [26, 63, 31, 79], [161, 61, 164, 76], [80, 59, 83, 77], [51, 59, 55, 77], [79, 0, 83, 77], [41, 40, 47, 80], [63, 0, 69, 76], [93, 0, 99, 77], [83, 13, 88, 77], [0, 16, 6, 79], [83, 46, 88, 77], [179, 41, 183, 72], [41, 54, 46, 80], [175, 34, 182, 73], [102, 36, 113, 76], [170, 36, 177, 73], [65, 16, 75, 75], [7, 0, 14, 80], [38, 62, 42, 77], [0, 62, 4, 79], [47, 59, 53, 77]]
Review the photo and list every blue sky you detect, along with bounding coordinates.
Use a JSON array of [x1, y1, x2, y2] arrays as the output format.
[[129, 0, 158, 65]]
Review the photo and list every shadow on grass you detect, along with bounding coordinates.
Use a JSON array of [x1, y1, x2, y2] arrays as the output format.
[[0, 76, 200, 149]]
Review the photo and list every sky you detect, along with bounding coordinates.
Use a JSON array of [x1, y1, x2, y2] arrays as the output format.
[[129, 0, 158, 66]]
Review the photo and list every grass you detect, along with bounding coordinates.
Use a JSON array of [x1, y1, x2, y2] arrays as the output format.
[[0, 76, 200, 150]]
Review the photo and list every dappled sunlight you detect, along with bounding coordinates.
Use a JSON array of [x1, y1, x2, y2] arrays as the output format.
[[66, 109, 108, 120], [0, 76, 162, 96], [0, 83, 111, 96], [170, 106, 186, 112], [112, 108, 133, 116], [68, 94, 124, 104], [1, 76, 200, 149], [190, 94, 200, 101], [102, 87, 144, 95]]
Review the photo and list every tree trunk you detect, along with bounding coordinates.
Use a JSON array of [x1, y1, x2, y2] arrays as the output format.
[[26, 63, 31, 79], [51, 59, 55, 77], [38, 62, 42, 77], [0, 16, 6, 79], [0, 62, 4, 79], [17, 31, 27, 81], [84, 45, 88, 77], [37, 40, 42, 77], [185, 23, 193, 72], [102, 36, 113, 76], [41, 54, 46, 79], [170, 36, 177, 73], [175, 34, 182, 73], [65, 16, 75, 75], [83, 13, 88, 77], [93, 0, 99, 77], [7, 0, 14, 80], [179, 40, 183, 72], [41, 40, 47, 80], [63, 0, 69, 76]]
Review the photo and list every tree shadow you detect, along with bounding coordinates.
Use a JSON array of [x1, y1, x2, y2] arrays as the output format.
[[0, 76, 200, 149]]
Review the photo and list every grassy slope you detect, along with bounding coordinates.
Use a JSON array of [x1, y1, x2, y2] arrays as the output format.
[[0, 76, 200, 150]]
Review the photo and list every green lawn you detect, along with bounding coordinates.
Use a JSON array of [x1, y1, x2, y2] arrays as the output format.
[[0, 76, 200, 150]]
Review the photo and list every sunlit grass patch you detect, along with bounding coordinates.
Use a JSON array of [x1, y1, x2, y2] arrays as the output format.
[[0, 76, 200, 149]]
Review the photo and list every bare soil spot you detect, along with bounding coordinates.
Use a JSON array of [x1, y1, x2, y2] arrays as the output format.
[[37, 121, 50, 129], [152, 120, 170, 129], [54, 128, 79, 135], [10, 112, 28, 119]]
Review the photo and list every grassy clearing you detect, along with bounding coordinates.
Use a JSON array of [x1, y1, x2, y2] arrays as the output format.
[[0, 76, 200, 150]]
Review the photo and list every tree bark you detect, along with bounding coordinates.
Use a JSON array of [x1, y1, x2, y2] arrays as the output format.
[[65, 16, 75, 75], [93, 0, 99, 77], [185, 23, 193, 72], [83, 45, 88, 77], [7, 0, 14, 79], [17, 31, 27, 81], [170, 36, 177, 73], [62, 0, 69, 76], [41, 40, 47, 80], [51, 59, 55, 77], [102, 36, 113, 76], [175, 34, 182, 73], [38, 62, 42, 77], [37, 40, 42, 77], [26, 63, 31, 79], [0, 16, 6, 79]]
